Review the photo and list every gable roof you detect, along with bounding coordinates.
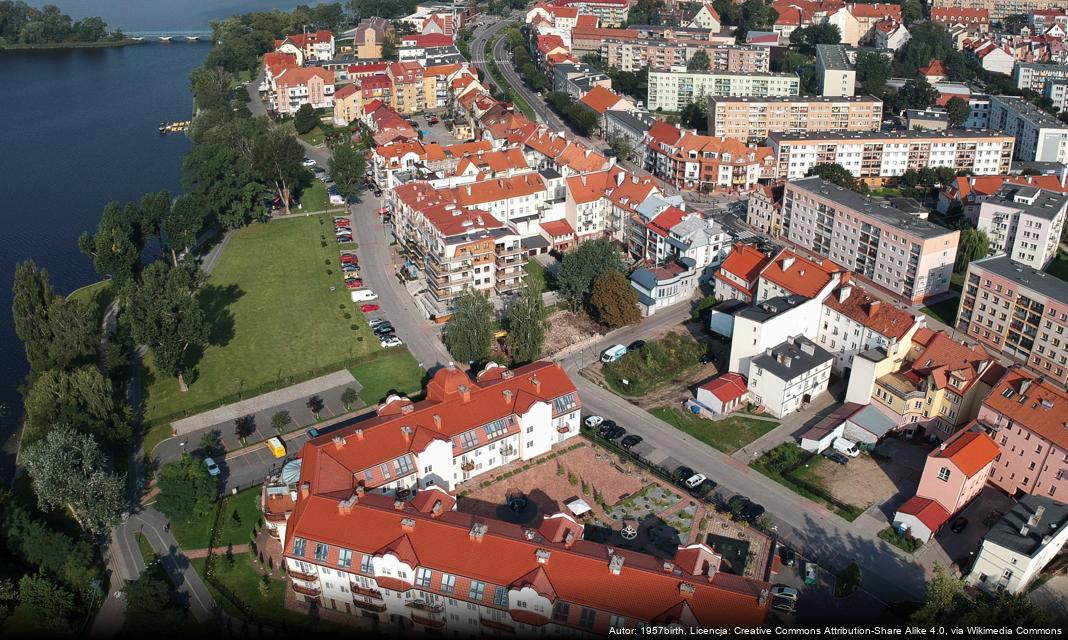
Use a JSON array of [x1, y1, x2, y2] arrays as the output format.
[[929, 427, 1000, 477], [759, 248, 841, 299], [897, 496, 951, 532], [699, 373, 749, 404], [578, 85, 625, 114], [822, 284, 918, 340], [720, 244, 772, 284], [983, 368, 1068, 452], [906, 329, 1003, 394]]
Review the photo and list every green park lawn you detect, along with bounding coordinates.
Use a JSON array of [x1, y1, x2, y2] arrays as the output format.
[[350, 349, 427, 406], [169, 486, 261, 551], [651, 407, 778, 454], [297, 180, 344, 213], [67, 279, 113, 323], [142, 216, 389, 433], [920, 295, 960, 327]]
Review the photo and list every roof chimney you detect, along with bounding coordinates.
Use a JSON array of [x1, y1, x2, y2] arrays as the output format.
[[608, 553, 625, 575], [530, 376, 541, 392], [394, 498, 405, 510], [678, 582, 696, 598], [355, 428, 365, 440], [1028, 505, 1047, 529], [562, 528, 576, 548], [433, 414, 443, 429], [469, 522, 488, 541], [458, 384, 471, 402], [662, 561, 676, 573], [401, 425, 413, 442], [535, 549, 551, 564], [401, 517, 416, 531], [300, 481, 310, 498], [431, 500, 444, 517], [332, 435, 346, 449], [782, 256, 795, 270], [503, 389, 514, 403], [838, 286, 851, 302]]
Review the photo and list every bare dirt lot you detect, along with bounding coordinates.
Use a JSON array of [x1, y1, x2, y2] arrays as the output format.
[[541, 309, 603, 357], [795, 441, 927, 511]]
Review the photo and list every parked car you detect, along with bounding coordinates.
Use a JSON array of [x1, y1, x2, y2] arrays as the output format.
[[601, 424, 625, 441], [340, 253, 357, 263], [312, 166, 326, 175], [628, 339, 646, 351], [368, 317, 389, 328], [685, 473, 707, 489], [265, 437, 286, 459], [381, 336, 403, 348], [779, 546, 797, 567], [584, 415, 604, 428], [334, 218, 349, 226], [832, 437, 861, 457], [344, 279, 365, 289], [821, 450, 849, 465], [204, 457, 221, 477], [620, 434, 643, 449], [373, 324, 395, 337], [306, 427, 321, 439], [803, 562, 818, 585], [360, 304, 380, 312], [771, 595, 797, 614], [302, 158, 317, 167], [601, 344, 627, 363], [337, 235, 353, 244], [951, 516, 969, 534], [726, 495, 765, 523]]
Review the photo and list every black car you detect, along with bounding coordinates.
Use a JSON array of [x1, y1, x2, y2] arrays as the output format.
[[673, 466, 695, 484], [601, 424, 625, 441], [727, 495, 766, 523], [372, 324, 395, 337], [628, 340, 646, 351], [821, 450, 849, 465], [950, 516, 968, 534], [620, 434, 643, 449], [779, 546, 797, 567]]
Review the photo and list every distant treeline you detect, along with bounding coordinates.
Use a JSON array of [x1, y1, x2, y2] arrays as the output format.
[[0, 1, 123, 45]]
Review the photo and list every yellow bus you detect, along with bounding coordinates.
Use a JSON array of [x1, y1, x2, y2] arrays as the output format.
[[265, 436, 286, 458]]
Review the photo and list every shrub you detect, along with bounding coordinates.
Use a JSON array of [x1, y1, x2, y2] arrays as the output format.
[[602, 332, 705, 396], [878, 527, 924, 553], [568, 471, 578, 486], [834, 563, 861, 598], [556, 461, 564, 476]]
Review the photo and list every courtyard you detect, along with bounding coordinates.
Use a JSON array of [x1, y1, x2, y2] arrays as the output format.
[[793, 439, 928, 514], [455, 440, 772, 578]]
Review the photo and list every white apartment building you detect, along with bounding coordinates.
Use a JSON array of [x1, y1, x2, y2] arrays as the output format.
[[706, 95, 883, 143], [816, 284, 926, 374], [747, 336, 834, 418], [966, 496, 1068, 595], [647, 67, 800, 112], [976, 184, 1068, 270], [988, 95, 1068, 164], [816, 44, 856, 97], [769, 130, 1015, 182], [1045, 80, 1068, 113]]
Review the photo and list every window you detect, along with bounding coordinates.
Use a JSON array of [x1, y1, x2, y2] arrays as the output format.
[[460, 431, 478, 449], [314, 543, 328, 562], [937, 466, 951, 482], [485, 418, 508, 439], [552, 601, 571, 622], [380, 463, 391, 479], [491, 585, 508, 606], [610, 614, 626, 628], [415, 567, 432, 588], [579, 607, 597, 628], [360, 554, 373, 574], [553, 393, 577, 413], [364, 469, 374, 484], [293, 538, 307, 557], [440, 573, 456, 595], [395, 456, 413, 475], [338, 548, 353, 569], [469, 580, 485, 601]]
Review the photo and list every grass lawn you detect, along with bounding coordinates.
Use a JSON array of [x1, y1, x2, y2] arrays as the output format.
[[136, 532, 155, 564], [298, 181, 340, 213], [67, 279, 113, 323], [142, 216, 384, 430], [170, 487, 261, 551], [920, 295, 960, 327], [350, 349, 426, 406], [298, 126, 326, 146], [651, 407, 778, 454], [1046, 252, 1068, 281], [750, 444, 864, 522]]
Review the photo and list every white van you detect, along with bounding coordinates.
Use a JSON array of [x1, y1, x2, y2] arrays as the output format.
[[351, 289, 379, 302], [601, 344, 627, 363], [832, 437, 860, 457]]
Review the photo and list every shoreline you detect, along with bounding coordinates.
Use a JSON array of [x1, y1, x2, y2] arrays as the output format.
[[0, 38, 145, 51]]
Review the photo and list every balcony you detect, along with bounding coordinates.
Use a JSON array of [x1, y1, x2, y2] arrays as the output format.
[[461, 460, 475, 472], [352, 598, 388, 613], [351, 585, 383, 599], [412, 613, 447, 628], [291, 582, 322, 597], [406, 600, 445, 615], [289, 569, 319, 582], [556, 425, 570, 434], [480, 618, 516, 633]]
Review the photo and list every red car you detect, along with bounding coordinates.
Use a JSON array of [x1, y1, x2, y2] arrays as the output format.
[[360, 303, 380, 312], [340, 254, 357, 264], [333, 217, 349, 226], [377, 207, 389, 216], [344, 279, 364, 289]]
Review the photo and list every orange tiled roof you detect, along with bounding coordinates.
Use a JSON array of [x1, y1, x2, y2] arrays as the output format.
[[847, 2, 899, 19], [719, 244, 771, 285], [557, 142, 609, 173], [907, 329, 1003, 394], [451, 173, 547, 206], [920, 60, 946, 77], [931, 7, 989, 24], [822, 285, 918, 340], [263, 51, 298, 76], [578, 85, 625, 114], [897, 496, 951, 532], [575, 14, 598, 28], [334, 83, 358, 99], [983, 368, 1068, 452], [422, 203, 505, 237], [541, 219, 575, 237], [759, 248, 841, 298], [275, 66, 334, 88], [566, 168, 618, 204], [699, 373, 748, 404], [929, 428, 1000, 477]]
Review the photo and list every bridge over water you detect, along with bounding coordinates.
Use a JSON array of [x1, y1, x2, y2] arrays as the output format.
[[126, 30, 213, 43]]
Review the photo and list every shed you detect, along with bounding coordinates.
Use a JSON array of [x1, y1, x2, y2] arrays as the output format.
[[842, 404, 896, 449], [695, 373, 749, 415], [893, 496, 950, 543]]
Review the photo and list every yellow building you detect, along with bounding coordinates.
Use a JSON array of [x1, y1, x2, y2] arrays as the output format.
[[354, 17, 391, 59], [388, 61, 425, 115]]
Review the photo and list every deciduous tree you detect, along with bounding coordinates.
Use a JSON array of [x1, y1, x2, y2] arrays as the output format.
[[161, 194, 207, 266], [686, 49, 710, 71], [22, 426, 125, 535], [329, 142, 367, 201], [805, 163, 866, 193], [155, 453, 217, 522], [78, 201, 143, 287], [444, 289, 495, 364], [124, 565, 187, 634], [126, 261, 208, 393], [557, 239, 625, 306], [11, 261, 99, 374], [590, 271, 640, 328], [7, 574, 75, 634], [271, 410, 292, 434], [293, 103, 319, 135], [955, 228, 990, 272], [139, 189, 171, 250], [22, 366, 127, 447], [252, 127, 308, 215], [946, 96, 970, 128], [507, 280, 547, 364], [189, 66, 233, 110]]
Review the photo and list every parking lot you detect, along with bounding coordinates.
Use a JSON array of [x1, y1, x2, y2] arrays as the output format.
[[771, 546, 899, 626]]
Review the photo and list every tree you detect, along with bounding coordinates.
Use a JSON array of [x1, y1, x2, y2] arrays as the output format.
[[233, 415, 255, 444], [78, 201, 142, 287], [911, 565, 1052, 627], [155, 453, 217, 522], [252, 127, 308, 215], [199, 430, 223, 456], [22, 366, 127, 447], [610, 137, 633, 163], [271, 410, 292, 434], [557, 239, 625, 306], [189, 66, 232, 110], [139, 189, 171, 249], [126, 261, 209, 393], [805, 163, 866, 193], [946, 96, 970, 128], [381, 32, 397, 59], [161, 194, 207, 266], [856, 51, 891, 95], [789, 23, 840, 54], [306, 395, 325, 419], [293, 103, 319, 135], [329, 143, 367, 201], [955, 228, 990, 272], [900, 0, 922, 24], [680, 99, 708, 132], [7, 574, 75, 634], [445, 289, 494, 364], [184, 134, 270, 229], [895, 78, 940, 111], [124, 565, 187, 635], [507, 280, 547, 364], [11, 261, 99, 374], [686, 49, 710, 71], [341, 387, 359, 411], [22, 426, 125, 535], [590, 271, 641, 328]]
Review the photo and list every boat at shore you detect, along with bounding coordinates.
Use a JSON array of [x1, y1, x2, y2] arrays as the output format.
[[158, 120, 190, 133]]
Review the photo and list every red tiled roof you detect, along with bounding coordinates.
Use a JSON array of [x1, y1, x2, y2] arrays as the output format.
[[983, 368, 1068, 452], [699, 373, 748, 404], [920, 60, 946, 77], [897, 496, 951, 532], [759, 248, 841, 299], [929, 428, 1000, 477], [541, 219, 575, 238], [575, 14, 599, 28], [334, 83, 358, 99], [401, 33, 454, 48], [930, 7, 989, 24], [578, 85, 625, 114], [719, 244, 771, 284], [847, 2, 899, 19], [822, 285, 918, 341], [275, 66, 334, 88], [907, 329, 1003, 394]]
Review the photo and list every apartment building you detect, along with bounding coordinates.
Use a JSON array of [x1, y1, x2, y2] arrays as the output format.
[[353, 17, 391, 59], [975, 184, 1068, 270], [603, 39, 769, 73], [746, 183, 785, 236], [275, 29, 335, 64], [714, 243, 772, 303], [707, 95, 882, 143], [956, 255, 1068, 386], [817, 282, 925, 374], [387, 61, 426, 114], [553, 0, 629, 27], [866, 328, 1004, 439], [931, 0, 1067, 22], [647, 68, 800, 112], [988, 95, 1068, 164], [781, 178, 960, 302], [644, 121, 776, 192], [937, 173, 1068, 219], [978, 368, 1068, 502], [815, 44, 856, 97], [1045, 80, 1068, 112], [748, 336, 834, 418], [931, 7, 990, 31], [769, 130, 1015, 182], [272, 67, 335, 115], [967, 497, 1068, 593], [1014, 62, 1068, 92]]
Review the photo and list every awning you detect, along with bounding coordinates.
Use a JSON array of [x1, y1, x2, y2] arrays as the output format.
[[565, 498, 592, 517]]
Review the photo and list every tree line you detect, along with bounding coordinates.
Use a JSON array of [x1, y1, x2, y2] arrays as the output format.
[[0, 1, 121, 45]]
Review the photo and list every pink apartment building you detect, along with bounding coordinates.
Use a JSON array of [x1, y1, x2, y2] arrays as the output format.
[[979, 368, 1068, 503], [273, 67, 335, 116], [894, 426, 1001, 542]]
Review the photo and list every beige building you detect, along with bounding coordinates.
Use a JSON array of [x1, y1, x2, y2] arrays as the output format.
[[930, 0, 1068, 22], [707, 95, 882, 143], [647, 67, 800, 112], [604, 40, 769, 73], [816, 44, 856, 97], [782, 178, 960, 302]]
